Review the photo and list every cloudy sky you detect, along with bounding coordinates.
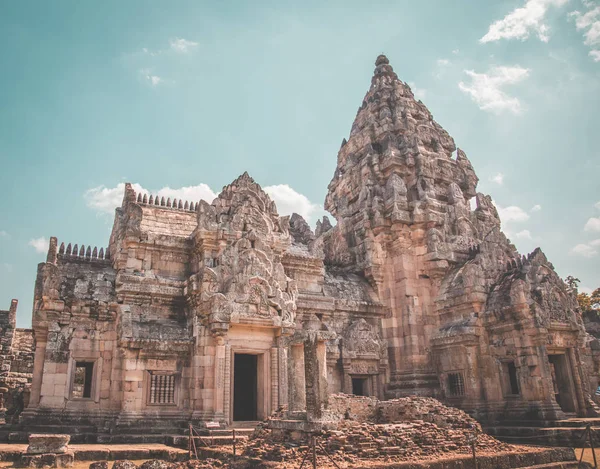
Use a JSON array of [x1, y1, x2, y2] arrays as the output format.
[[1, 0, 599, 326]]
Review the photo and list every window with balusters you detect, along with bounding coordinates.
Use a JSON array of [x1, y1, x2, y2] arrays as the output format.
[[148, 372, 176, 405]]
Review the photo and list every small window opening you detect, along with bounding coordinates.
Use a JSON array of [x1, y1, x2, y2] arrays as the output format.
[[149, 372, 176, 405], [73, 362, 94, 399], [352, 377, 367, 396], [507, 362, 520, 395], [448, 372, 465, 397]]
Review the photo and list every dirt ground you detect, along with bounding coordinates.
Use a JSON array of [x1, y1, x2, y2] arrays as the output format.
[[577, 447, 600, 466]]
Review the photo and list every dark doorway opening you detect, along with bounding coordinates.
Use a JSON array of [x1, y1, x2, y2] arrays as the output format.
[[233, 354, 257, 421], [507, 362, 520, 395], [352, 377, 367, 396], [548, 353, 577, 413]]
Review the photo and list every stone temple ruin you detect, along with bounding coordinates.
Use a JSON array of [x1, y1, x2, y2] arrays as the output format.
[[7, 55, 600, 440]]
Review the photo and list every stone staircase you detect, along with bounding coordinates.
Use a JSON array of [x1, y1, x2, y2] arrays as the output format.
[[0, 419, 257, 446], [485, 417, 600, 447], [167, 426, 255, 448]]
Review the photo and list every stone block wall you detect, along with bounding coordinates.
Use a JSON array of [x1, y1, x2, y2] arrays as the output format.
[[0, 300, 34, 419]]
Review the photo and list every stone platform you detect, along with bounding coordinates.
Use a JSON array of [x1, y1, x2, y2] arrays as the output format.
[[0, 444, 189, 463], [485, 417, 600, 447]]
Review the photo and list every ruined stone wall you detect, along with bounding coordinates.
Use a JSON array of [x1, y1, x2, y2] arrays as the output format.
[[0, 300, 34, 417]]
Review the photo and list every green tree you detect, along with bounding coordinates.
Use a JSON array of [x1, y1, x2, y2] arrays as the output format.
[[565, 275, 581, 291]]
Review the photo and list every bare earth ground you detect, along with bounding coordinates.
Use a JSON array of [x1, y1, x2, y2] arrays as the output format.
[[0, 443, 591, 468]]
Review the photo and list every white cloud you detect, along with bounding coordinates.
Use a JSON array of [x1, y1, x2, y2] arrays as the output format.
[[569, 1, 600, 60], [452, 49, 460, 55], [0, 230, 8, 237], [495, 204, 531, 223], [531, 204, 542, 212], [570, 2, 600, 45], [263, 185, 324, 223], [169, 38, 198, 53], [140, 69, 162, 86], [572, 243, 598, 257], [2, 263, 12, 273], [490, 172, 505, 185], [85, 183, 216, 215], [29, 237, 49, 254], [458, 66, 530, 114], [85, 181, 324, 223], [590, 239, 600, 247], [437, 58, 451, 66], [155, 185, 217, 204], [585, 217, 600, 232], [85, 183, 146, 215], [480, 0, 569, 43], [407, 82, 427, 100], [596, 200, 600, 210], [515, 229, 533, 239]]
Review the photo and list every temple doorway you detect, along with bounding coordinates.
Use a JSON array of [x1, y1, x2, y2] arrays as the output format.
[[233, 353, 258, 421], [352, 377, 368, 396], [548, 353, 577, 413]]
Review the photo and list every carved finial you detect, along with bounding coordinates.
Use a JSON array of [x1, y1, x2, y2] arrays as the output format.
[[172, 198, 177, 208], [79, 245, 85, 257], [73, 244, 78, 257], [178, 200, 183, 209], [142, 194, 148, 204], [375, 54, 389, 66], [137, 193, 142, 203], [105, 247, 110, 260], [99, 247, 104, 259], [149, 195, 154, 205], [160, 196, 165, 206], [184, 201, 189, 210], [166, 197, 171, 208], [47, 237, 58, 264], [85, 246, 91, 258], [92, 247, 98, 258], [59, 242, 65, 255], [124, 183, 136, 205], [66, 243, 72, 255]]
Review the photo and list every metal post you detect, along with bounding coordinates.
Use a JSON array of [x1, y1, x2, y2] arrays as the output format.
[[188, 424, 192, 460], [588, 425, 597, 468], [470, 424, 478, 469], [312, 435, 317, 469], [233, 429, 236, 461]]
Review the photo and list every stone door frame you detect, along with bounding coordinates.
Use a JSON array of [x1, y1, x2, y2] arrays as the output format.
[[225, 326, 277, 424]]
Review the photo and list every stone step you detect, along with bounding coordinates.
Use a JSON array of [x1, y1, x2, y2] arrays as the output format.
[[485, 425, 596, 447], [167, 434, 249, 448], [196, 428, 254, 437], [492, 417, 600, 428], [18, 424, 98, 434]]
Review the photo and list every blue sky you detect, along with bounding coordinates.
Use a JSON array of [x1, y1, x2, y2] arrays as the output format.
[[1, 0, 599, 327]]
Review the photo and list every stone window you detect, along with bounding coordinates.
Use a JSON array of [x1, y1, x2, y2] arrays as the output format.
[[447, 372, 465, 397], [72, 362, 94, 399], [148, 372, 176, 405]]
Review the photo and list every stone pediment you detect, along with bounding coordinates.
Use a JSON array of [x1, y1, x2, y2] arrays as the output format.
[[188, 173, 298, 336]]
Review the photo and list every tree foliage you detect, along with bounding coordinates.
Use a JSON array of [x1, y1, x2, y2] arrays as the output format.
[[578, 288, 600, 314]]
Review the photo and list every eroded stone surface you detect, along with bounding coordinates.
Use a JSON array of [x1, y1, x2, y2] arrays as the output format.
[[26, 434, 70, 455], [16, 54, 600, 436]]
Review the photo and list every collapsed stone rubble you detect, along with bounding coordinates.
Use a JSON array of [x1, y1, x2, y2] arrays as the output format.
[[244, 395, 513, 464]]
